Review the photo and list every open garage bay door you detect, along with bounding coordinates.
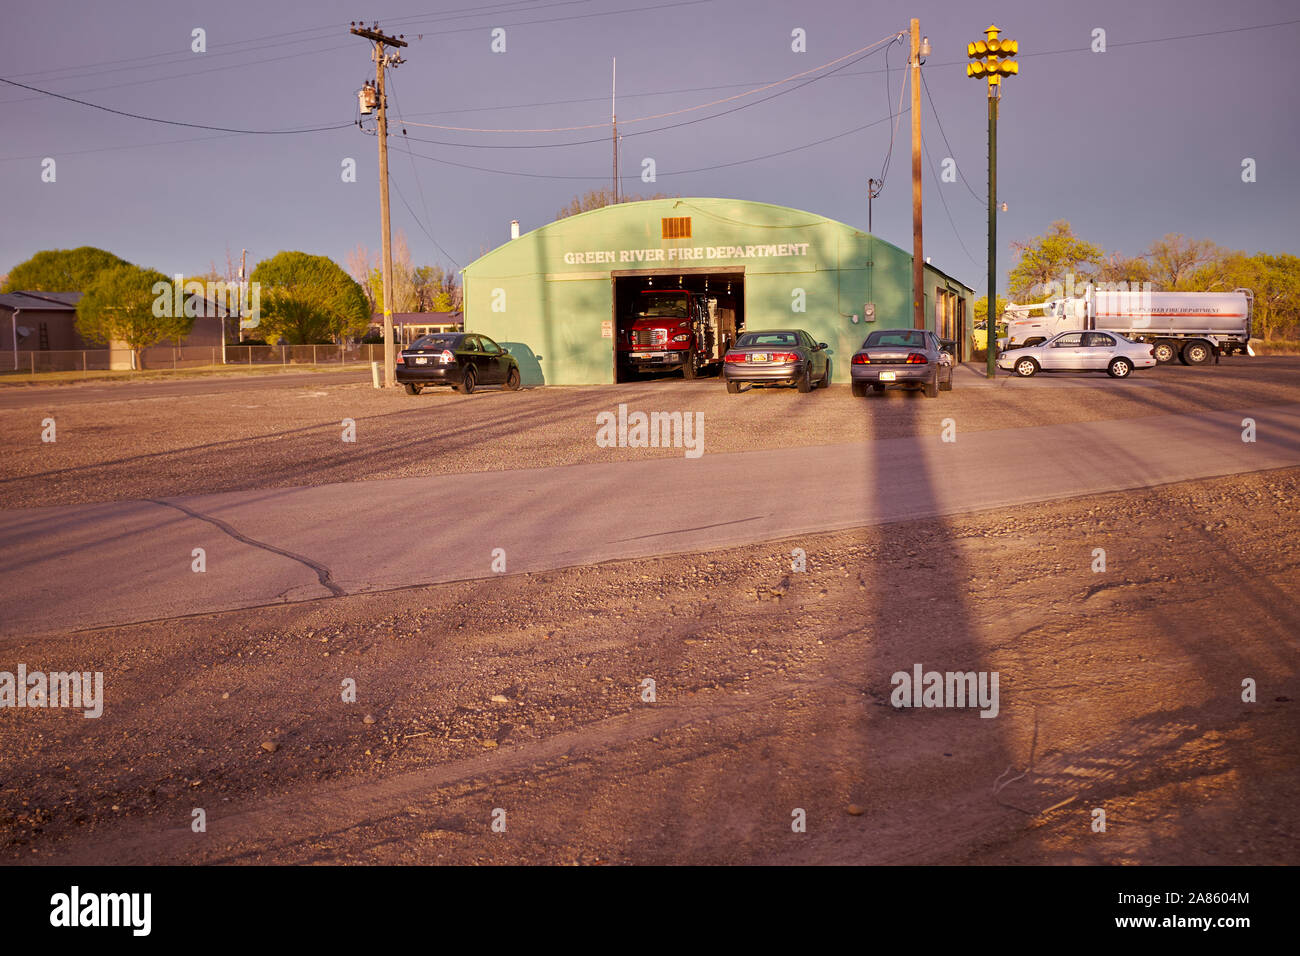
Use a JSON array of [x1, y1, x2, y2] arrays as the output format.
[[613, 269, 745, 383]]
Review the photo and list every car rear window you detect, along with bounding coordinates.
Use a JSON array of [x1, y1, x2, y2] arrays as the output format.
[[410, 334, 461, 350], [738, 332, 798, 347], [863, 330, 926, 348]]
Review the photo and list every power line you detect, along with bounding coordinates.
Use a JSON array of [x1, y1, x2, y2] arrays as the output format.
[[0, 130, 242, 164], [920, 71, 986, 208], [5, 0, 588, 83], [0, 76, 352, 134], [386, 73, 463, 269], [402, 32, 899, 133], [396, 105, 906, 181], [874, 34, 908, 193], [394, 40, 893, 150], [0, 1, 617, 108], [921, 134, 978, 266]]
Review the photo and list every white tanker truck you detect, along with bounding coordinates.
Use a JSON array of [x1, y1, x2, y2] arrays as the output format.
[[999, 287, 1253, 365]]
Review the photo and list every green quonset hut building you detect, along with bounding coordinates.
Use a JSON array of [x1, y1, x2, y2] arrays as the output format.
[[463, 197, 975, 386]]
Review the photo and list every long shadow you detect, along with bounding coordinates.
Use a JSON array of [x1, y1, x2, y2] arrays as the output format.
[[845, 387, 1019, 862], [0, 389, 602, 497]]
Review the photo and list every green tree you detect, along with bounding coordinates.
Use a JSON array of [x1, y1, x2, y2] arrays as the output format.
[[3, 246, 130, 292], [413, 264, 461, 312], [973, 294, 1009, 328], [249, 251, 369, 343], [1212, 252, 1300, 341], [259, 291, 336, 345], [76, 264, 193, 369], [1006, 220, 1103, 301]]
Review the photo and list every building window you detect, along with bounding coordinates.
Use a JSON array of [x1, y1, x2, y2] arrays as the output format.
[[661, 217, 692, 239]]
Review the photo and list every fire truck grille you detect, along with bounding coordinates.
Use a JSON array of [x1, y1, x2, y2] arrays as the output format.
[[634, 329, 667, 346]]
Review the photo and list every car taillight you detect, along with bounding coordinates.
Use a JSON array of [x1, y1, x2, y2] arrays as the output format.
[[672, 333, 691, 342], [1148, 347, 1156, 357], [852, 354, 869, 364], [439, 350, 454, 364], [906, 353, 928, 364], [772, 352, 798, 362], [724, 353, 745, 363], [395, 353, 405, 364]]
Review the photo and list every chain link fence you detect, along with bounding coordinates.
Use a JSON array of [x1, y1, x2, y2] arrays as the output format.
[[2, 344, 387, 377]]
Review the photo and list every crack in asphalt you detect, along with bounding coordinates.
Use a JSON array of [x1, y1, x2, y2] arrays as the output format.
[[610, 514, 769, 543], [146, 498, 346, 597]]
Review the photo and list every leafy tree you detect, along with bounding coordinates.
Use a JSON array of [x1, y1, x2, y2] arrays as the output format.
[[249, 251, 369, 342], [3, 246, 131, 292], [1006, 220, 1103, 302], [556, 187, 673, 220], [414, 264, 461, 312], [973, 294, 1009, 329], [1209, 252, 1300, 341], [258, 291, 336, 345], [76, 264, 193, 369]]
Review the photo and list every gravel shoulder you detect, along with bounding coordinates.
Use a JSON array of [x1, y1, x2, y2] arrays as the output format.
[[3, 468, 1295, 865]]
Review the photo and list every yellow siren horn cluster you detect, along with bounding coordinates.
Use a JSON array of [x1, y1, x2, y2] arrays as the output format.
[[966, 24, 1019, 86]]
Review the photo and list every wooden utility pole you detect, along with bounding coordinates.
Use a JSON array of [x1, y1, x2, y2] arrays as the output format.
[[351, 23, 407, 387], [910, 19, 924, 330]]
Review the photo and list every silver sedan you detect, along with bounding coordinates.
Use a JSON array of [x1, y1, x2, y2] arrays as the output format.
[[722, 329, 831, 393], [998, 329, 1157, 378], [850, 328, 954, 398]]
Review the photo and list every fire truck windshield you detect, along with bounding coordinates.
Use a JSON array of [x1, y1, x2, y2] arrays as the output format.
[[636, 293, 690, 318]]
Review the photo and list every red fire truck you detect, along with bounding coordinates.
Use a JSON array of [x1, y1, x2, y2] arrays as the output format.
[[617, 289, 738, 379]]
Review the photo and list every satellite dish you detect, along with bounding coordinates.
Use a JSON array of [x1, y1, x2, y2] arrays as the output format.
[[16, 326, 31, 338]]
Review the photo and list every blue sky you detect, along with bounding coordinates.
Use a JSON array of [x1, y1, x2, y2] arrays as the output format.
[[1, 0, 1296, 295]]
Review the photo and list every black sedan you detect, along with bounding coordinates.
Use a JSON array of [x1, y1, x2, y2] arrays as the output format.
[[722, 329, 831, 393], [396, 332, 521, 395], [849, 328, 953, 398]]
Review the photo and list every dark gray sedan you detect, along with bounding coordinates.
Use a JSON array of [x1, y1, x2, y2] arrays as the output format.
[[722, 329, 830, 393], [850, 328, 953, 398]]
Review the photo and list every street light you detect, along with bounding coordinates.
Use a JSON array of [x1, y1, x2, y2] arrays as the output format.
[[967, 24, 1019, 378]]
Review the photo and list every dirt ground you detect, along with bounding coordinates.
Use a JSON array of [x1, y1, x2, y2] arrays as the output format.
[[2, 467, 1295, 865], [2, 356, 1297, 509]]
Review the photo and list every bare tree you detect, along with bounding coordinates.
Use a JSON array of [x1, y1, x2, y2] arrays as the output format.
[[1145, 234, 1223, 290], [556, 187, 673, 220]]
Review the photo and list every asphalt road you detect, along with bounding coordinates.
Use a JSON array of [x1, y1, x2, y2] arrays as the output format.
[[3, 401, 1296, 636]]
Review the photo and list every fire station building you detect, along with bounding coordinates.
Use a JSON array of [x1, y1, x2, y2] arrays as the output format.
[[462, 197, 975, 385]]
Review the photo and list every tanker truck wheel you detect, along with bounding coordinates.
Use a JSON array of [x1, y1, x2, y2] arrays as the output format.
[[1182, 340, 1212, 366], [681, 351, 699, 379], [1151, 340, 1179, 364]]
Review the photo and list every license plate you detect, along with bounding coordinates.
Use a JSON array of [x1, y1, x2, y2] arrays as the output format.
[[643, 352, 666, 360], [414, 357, 428, 365], [751, 353, 768, 362], [878, 371, 896, 381]]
